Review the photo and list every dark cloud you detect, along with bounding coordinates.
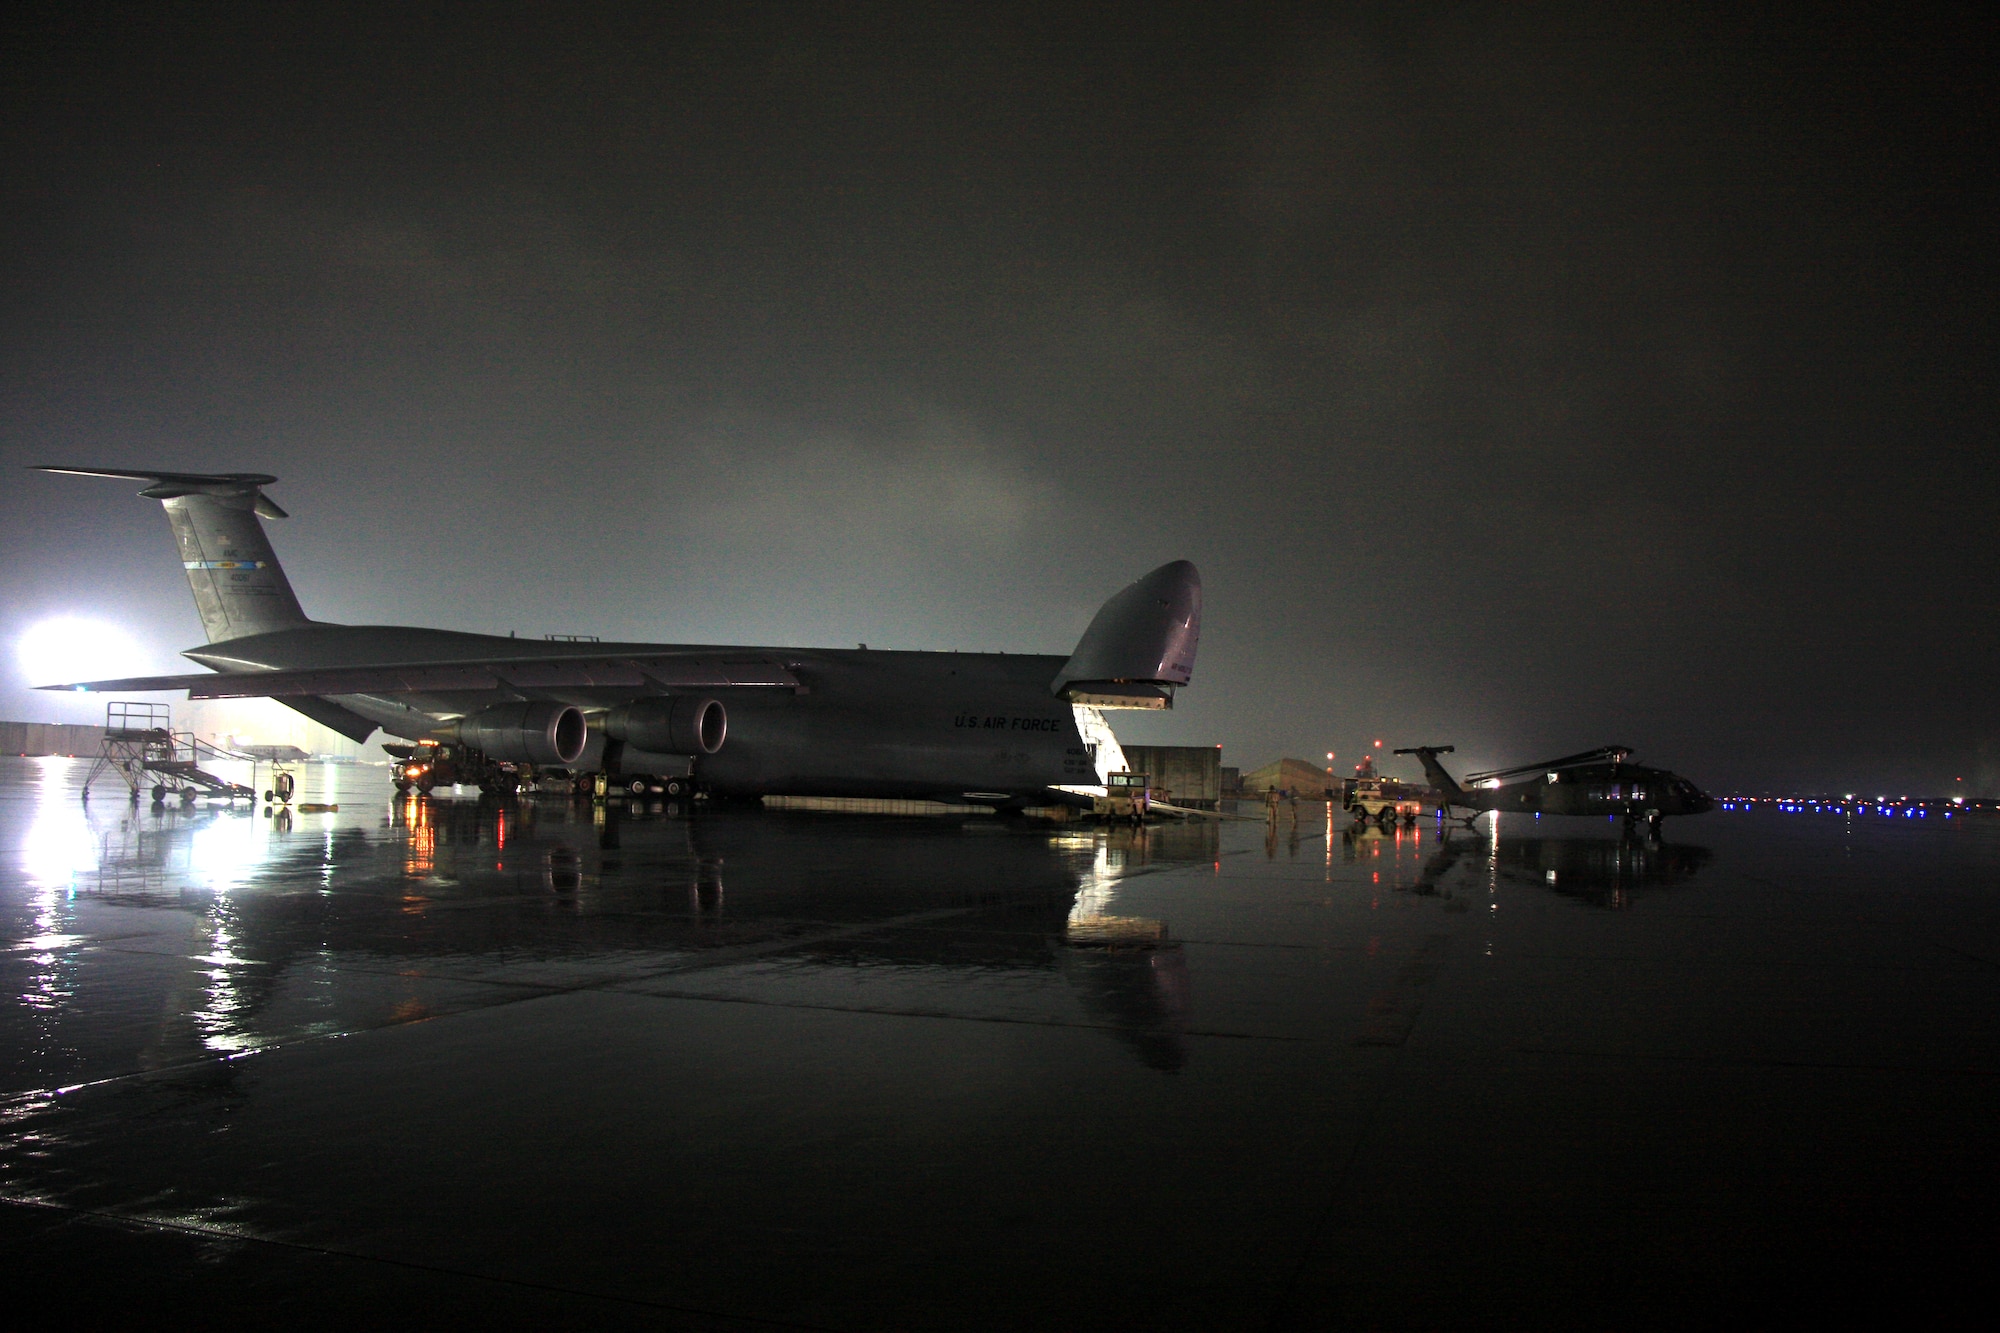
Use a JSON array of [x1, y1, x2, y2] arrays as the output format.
[[1, 2, 1992, 792]]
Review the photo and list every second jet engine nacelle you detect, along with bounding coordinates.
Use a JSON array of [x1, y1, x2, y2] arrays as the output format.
[[444, 702, 589, 766], [602, 696, 727, 755]]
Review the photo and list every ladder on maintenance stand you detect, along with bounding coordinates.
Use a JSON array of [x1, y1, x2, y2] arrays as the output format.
[[82, 701, 258, 805]]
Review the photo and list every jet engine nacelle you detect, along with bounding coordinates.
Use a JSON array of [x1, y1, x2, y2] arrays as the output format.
[[602, 696, 727, 755], [442, 702, 589, 766]]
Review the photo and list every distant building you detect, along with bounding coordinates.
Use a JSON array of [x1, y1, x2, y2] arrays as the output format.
[[1, 721, 106, 757], [1241, 757, 1338, 799], [1117, 744, 1223, 808]]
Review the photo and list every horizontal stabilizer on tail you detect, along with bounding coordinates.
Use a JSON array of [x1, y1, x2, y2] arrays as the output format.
[[33, 466, 290, 517], [34, 465, 308, 641]]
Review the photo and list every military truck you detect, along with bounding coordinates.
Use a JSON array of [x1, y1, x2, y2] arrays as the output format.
[[1342, 773, 1430, 825], [1094, 770, 1158, 823], [386, 740, 560, 797]]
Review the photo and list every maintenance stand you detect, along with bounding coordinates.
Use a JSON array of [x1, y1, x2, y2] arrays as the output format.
[[82, 701, 258, 806]]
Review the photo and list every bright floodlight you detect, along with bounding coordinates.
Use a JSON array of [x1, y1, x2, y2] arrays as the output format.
[[15, 616, 140, 687]]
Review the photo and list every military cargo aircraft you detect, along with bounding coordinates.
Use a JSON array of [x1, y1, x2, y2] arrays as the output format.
[[1392, 745, 1712, 831], [34, 467, 1200, 807]]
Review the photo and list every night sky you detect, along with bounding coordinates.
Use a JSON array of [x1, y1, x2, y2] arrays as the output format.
[[1, 2, 1992, 794]]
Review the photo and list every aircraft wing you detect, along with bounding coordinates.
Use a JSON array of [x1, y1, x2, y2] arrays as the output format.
[[41, 655, 802, 699]]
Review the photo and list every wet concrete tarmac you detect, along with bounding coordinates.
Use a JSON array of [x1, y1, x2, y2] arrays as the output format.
[[4, 755, 1998, 1327]]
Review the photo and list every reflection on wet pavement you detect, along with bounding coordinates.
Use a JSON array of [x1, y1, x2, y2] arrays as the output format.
[[5, 757, 2000, 1327], [3, 771, 1220, 1092]]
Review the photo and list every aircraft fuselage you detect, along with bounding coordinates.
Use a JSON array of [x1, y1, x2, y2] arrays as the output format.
[[187, 624, 1099, 803], [1447, 762, 1711, 820]]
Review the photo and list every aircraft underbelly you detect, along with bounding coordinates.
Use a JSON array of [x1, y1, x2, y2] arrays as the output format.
[[332, 692, 444, 737]]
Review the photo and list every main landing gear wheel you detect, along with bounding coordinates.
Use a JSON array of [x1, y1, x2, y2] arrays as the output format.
[[664, 779, 686, 797], [274, 772, 295, 804], [627, 777, 648, 798]]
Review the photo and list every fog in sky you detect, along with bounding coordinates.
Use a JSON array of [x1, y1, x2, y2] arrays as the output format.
[[1, 3, 1992, 792]]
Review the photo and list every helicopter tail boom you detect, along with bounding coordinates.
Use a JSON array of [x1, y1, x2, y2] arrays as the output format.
[[1392, 746, 1467, 804]]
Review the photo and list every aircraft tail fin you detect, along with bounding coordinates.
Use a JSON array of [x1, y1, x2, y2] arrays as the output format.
[[34, 467, 311, 644], [1051, 560, 1201, 710], [1393, 746, 1465, 802]]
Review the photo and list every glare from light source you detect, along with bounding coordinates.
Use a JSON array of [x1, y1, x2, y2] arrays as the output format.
[[15, 616, 141, 688]]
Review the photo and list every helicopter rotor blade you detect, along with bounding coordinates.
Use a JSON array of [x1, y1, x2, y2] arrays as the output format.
[[1463, 745, 1632, 784]]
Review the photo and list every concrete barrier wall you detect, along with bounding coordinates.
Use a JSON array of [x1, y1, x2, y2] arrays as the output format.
[[2, 722, 108, 756]]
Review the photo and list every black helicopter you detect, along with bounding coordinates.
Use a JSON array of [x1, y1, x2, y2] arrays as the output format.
[[1392, 745, 1713, 832]]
